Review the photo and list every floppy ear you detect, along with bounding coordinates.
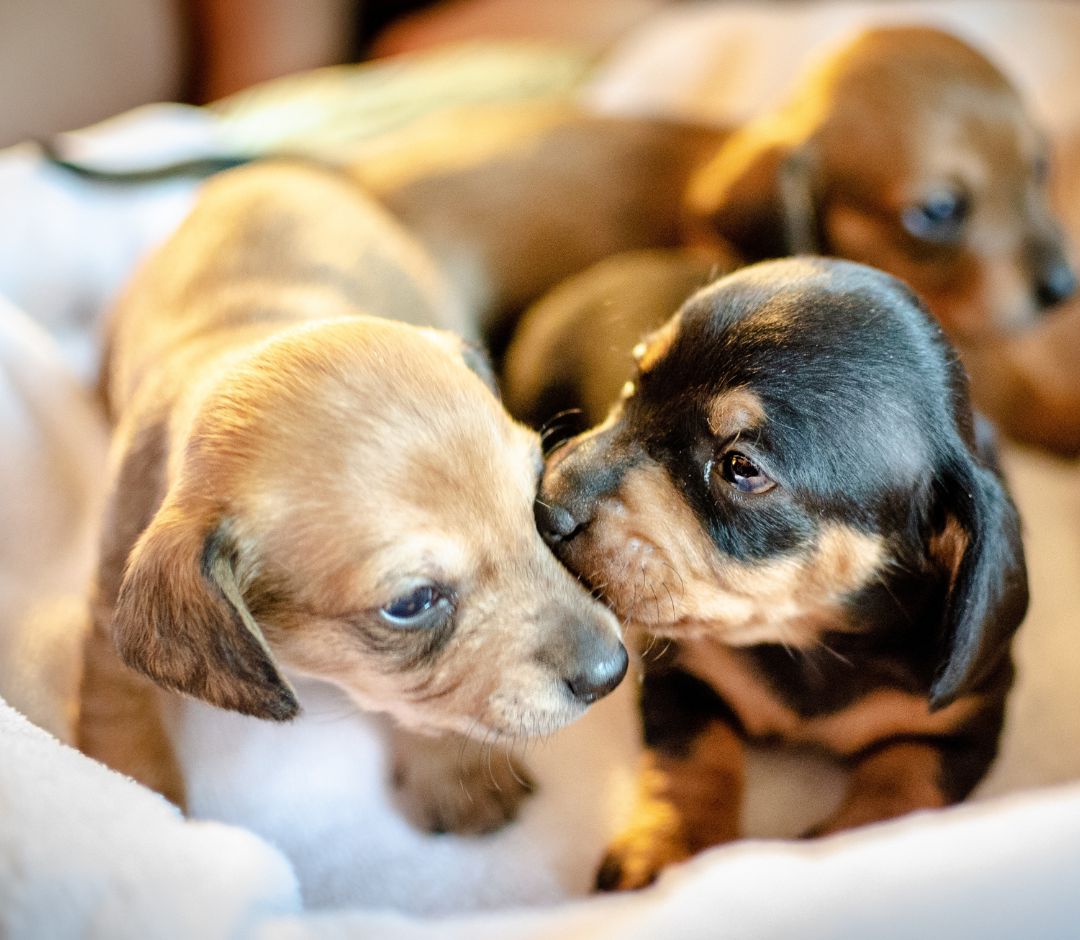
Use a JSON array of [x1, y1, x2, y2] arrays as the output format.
[[112, 503, 299, 720], [928, 456, 1028, 709], [684, 131, 821, 260]]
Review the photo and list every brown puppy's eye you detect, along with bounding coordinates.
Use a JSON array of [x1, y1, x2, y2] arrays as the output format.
[[902, 189, 969, 244], [719, 451, 776, 495]]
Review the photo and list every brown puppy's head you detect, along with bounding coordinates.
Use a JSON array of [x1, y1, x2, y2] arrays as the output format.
[[111, 317, 626, 737], [685, 26, 1075, 344], [536, 258, 1027, 708]]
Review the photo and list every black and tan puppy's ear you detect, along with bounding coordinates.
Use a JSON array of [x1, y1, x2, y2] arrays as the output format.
[[112, 502, 299, 721], [684, 131, 820, 260], [928, 454, 1028, 710]]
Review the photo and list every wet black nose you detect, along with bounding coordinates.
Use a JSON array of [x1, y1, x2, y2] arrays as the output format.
[[535, 498, 583, 545], [1036, 260, 1078, 309], [564, 641, 629, 704]]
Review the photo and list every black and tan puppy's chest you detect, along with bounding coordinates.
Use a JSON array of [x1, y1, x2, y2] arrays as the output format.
[[531, 258, 1027, 889]]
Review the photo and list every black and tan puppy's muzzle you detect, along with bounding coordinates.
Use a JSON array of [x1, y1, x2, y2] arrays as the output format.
[[536, 426, 635, 546]]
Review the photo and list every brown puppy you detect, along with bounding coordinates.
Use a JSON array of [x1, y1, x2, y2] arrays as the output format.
[[687, 26, 1075, 345], [533, 258, 1027, 889], [964, 304, 1080, 458], [959, 127, 1080, 457], [77, 161, 627, 834], [366, 26, 1072, 347]]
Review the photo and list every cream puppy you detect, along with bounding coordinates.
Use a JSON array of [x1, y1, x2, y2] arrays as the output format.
[[78, 161, 627, 838]]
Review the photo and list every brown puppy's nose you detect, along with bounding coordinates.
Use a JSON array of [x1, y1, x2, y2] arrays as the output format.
[[564, 636, 629, 704], [1035, 260, 1078, 309], [535, 498, 583, 544]]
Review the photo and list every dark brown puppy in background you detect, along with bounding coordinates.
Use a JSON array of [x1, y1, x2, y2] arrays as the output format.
[[533, 258, 1027, 890], [367, 25, 1072, 353], [78, 161, 627, 833]]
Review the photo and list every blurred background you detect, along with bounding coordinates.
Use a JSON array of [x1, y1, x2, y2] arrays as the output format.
[[0, 0, 673, 148]]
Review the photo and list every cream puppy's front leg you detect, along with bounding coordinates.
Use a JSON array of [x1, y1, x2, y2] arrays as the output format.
[[389, 727, 535, 835]]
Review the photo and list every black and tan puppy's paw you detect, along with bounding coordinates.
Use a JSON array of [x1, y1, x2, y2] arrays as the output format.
[[390, 729, 535, 835], [595, 820, 692, 893]]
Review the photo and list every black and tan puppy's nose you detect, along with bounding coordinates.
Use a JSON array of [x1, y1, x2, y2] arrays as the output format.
[[1035, 260, 1078, 309], [535, 498, 582, 545], [565, 640, 629, 705]]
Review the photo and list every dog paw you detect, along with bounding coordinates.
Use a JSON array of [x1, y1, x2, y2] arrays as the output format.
[[391, 733, 535, 836], [594, 825, 690, 892]]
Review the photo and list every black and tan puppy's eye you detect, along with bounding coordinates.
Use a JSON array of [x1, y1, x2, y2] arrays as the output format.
[[717, 451, 776, 495], [380, 585, 453, 628], [902, 189, 970, 244]]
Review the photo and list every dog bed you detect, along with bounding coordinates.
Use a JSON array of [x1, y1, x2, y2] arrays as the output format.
[[3, 3, 1080, 936]]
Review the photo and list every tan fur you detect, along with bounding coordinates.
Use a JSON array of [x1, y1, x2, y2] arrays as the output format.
[[388, 727, 534, 835], [79, 162, 623, 828], [364, 112, 725, 334], [705, 388, 768, 441], [561, 459, 885, 648], [810, 741, 948, 836], [964, 299, 1080, 457], [681, 641, 983, 756], [633, 314, 683, 374], [78, 621, 185, 807], [599, 721, 743, 891]]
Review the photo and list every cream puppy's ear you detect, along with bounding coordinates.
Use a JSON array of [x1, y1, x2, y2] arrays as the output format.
[[419, 328, 501, 396], [112, 502, 299, 721]]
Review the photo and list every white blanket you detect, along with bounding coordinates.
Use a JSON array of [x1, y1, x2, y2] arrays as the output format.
[[3, 690, 1080, 939]]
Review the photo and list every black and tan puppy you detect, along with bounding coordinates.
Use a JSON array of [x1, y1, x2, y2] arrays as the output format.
[[532, 258, 1028, 890]]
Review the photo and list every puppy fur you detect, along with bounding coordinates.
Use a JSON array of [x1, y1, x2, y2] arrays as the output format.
[[533, 258, 1028, 889], [367, 26, 1072, 349], [78, 161, 627, 833], [503, 249, 728, 430], [687, 27, 1075, 345]]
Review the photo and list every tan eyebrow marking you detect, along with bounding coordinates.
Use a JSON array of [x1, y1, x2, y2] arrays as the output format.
[[706, 388, 767, 440]]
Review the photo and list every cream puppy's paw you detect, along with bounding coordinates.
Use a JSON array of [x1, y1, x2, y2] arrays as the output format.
[[389, 729, 535, 835]]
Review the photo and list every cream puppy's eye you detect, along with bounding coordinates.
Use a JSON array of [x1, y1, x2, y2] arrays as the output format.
[[380, 585, 453, 629], [717, 451, 776, 495]]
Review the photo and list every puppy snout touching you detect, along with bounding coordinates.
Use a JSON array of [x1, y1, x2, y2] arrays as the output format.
[[564, 635, 629, 705], [1035, 258, 1078, 310], [535, 498, 584, 545], [539, 617, 629, 705]]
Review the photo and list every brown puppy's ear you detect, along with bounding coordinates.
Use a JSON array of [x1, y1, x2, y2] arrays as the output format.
[[112, 504, 299, 721], [928, 456, 1028, 709], [685, 133, 820, 260]]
